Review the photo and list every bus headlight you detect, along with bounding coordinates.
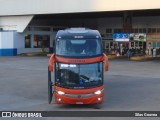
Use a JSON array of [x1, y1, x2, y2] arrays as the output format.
[[57, 91, 65, 95], [94, 90, 101, 95], [94, 89, 104, 95]]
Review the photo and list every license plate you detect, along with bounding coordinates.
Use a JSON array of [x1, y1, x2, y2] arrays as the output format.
[[76, 102, 83, 104]]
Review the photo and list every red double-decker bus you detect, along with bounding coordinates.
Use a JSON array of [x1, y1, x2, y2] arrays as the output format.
[[48, 28, 109, 106]]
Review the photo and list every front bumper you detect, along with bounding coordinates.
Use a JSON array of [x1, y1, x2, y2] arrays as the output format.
[[54, 85, 104, 104]]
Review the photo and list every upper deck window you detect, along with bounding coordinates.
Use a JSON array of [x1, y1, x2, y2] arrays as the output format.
[[56, 39, 102, 57]]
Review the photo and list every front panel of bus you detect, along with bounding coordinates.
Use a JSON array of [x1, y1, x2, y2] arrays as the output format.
[[54, 37, 104, 104]]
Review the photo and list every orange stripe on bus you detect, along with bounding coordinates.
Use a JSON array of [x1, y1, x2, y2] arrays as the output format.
[[55, 56, 104, 64], [48, 54, 109, 72]]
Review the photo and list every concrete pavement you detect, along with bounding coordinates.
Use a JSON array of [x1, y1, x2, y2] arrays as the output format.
[[0, 56, 160, 119]]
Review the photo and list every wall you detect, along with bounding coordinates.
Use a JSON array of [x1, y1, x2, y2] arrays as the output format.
[[15, 30, 57, 54], [0, 33, 1, 48], [0, 16, 33, 32], [0, 31, 17, 56], [0, 0, 160, 16], [0, 30, 52, 55], [2, 15, 160, 55], [97, 16, 160, 34], [0, 32, 14, 48], [133, 16, 160, 28], [97, 17, 123, 34], [29, 18, 98, 29]]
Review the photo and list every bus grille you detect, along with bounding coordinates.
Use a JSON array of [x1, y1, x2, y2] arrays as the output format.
[[64, 93, 95, 98]]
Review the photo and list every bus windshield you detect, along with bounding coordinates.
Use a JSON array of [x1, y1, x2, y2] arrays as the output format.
[[55, 62, 103, 89], [56, 39, 102, 57]]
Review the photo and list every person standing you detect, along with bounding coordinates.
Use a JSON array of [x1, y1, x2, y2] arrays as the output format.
[[127, 49, 132, 59]]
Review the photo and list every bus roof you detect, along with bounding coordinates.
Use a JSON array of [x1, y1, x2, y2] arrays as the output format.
[[55, 28, 101, 39]]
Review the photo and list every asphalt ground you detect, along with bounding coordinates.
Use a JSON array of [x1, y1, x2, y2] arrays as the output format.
[[0, 56, 160, 120]]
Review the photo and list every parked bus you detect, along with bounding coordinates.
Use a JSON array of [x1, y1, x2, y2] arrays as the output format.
[[48, 28, 109, 106]]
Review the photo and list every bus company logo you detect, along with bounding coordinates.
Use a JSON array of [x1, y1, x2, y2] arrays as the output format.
[[2, 112, 11, 117], [77, 95, 81, 98], [69, 59, 85, 63]]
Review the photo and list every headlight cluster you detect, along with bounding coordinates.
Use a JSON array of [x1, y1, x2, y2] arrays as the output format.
[[57, 89, 104, 96], [94, 90, 101, 95], [94, 89, 104, 95], [57, 91, 65, 95]]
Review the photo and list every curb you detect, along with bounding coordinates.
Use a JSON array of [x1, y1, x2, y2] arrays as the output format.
[[130, 56, 160, 61], [47, 54, 52, 57], [19, 52, 48, 56], [130, 56, 152, 61], [108, 55, 127, 59]]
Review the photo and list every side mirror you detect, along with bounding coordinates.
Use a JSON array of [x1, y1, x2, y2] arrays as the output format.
[[48, 54, 55, 72], [103, 53, 109, 71]]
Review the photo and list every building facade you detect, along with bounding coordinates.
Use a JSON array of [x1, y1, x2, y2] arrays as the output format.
[[0, 0, 160, 56]]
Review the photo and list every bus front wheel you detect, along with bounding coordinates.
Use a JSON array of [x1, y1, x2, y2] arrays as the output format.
[[93, 104, 103, 109]]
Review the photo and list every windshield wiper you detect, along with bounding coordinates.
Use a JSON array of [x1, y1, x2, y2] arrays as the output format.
[[80, 75, 89, 81]]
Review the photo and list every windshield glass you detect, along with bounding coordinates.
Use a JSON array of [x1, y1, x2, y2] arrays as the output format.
[[55, 62, 103, 89], [56, 39, 102, 57]]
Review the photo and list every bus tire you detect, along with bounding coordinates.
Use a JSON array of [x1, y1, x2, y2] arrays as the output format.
[[93, 104, 103, 109]]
